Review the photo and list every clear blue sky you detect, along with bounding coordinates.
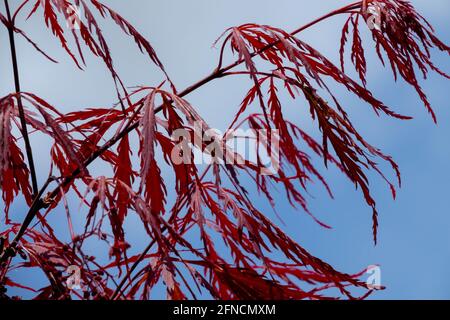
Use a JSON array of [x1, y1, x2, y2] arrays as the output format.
[[1, 0, 449, 299]]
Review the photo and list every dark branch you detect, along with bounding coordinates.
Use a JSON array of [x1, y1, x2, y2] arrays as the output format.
[[4, 0, 38, 195]]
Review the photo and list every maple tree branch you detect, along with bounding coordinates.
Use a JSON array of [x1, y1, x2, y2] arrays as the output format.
[[4, 0, 39, 195], [0, 1, 361, 266], [215, 1, 361, 74], [0, 177, 54, 262], [110, 238, 157, 300]]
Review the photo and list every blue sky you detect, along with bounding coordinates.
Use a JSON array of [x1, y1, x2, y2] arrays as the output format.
[[1, 0, 449, 299]]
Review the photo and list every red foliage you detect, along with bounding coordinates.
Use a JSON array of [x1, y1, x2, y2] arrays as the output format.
[[0, 0, 448, 300]]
